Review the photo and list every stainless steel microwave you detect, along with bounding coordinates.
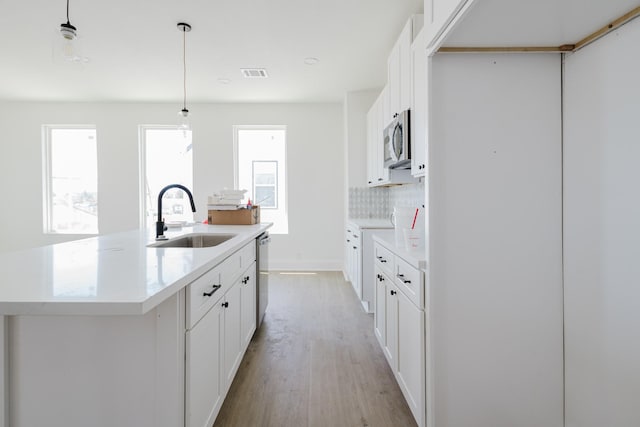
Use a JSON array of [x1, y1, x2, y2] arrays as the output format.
[[383, 110, 411, 169]]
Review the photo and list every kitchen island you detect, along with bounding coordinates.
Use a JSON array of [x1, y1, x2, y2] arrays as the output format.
[[0, 223, 271, 427]]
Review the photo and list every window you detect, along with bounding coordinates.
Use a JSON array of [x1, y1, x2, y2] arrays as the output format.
[[253, 161, 278, 209], [235, 126, 287, 234], [139, 127, 193, 228], [43, 126, 98, 234]]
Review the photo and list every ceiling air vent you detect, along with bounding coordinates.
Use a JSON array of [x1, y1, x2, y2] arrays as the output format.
[[241, 68, 269, 78]]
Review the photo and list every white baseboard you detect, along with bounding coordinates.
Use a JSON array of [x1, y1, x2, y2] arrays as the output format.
[[267, 259, 342, 271]]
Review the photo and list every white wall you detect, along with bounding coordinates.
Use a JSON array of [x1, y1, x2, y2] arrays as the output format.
[[563, 20, 640, 427], [0, 102, 344, 270], [429, 53, 564, 427]]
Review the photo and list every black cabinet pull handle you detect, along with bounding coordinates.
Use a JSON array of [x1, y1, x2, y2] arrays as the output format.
[[203, 284, 221, 297], [353, 246, 357, 249], [222, 301, 229, 308], [390, 290, 396, 296], [347, 239, 350, 242], [397, 274, 411, 284]]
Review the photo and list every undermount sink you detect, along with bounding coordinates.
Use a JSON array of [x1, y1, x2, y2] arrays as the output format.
[[148, 233, 237, 248]]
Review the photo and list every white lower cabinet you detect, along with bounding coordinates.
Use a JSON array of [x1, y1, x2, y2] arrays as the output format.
[[396, 289, 425, 426], [373, 240, 426, 427], [222, 281, 242, 388], [185, 241, 257, 427], [345, 224, 362, 299], [240, 263, 257, 350], [374, 265, 387, 346], [186, 301, 223, 427]]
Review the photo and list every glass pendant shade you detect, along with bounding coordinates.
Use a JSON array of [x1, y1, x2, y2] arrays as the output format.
[[178, 108, 191, 136], [177, 23, 192, 135], [54, 0, 88, 64]]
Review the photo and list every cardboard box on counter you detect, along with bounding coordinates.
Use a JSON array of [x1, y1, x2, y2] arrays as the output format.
[[208, 206, 260, 225]]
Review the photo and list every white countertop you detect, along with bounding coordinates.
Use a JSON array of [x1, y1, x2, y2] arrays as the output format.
[[347, 218, 393, 229], [372, 230, 427, 270], [0, 223, 271, 316]]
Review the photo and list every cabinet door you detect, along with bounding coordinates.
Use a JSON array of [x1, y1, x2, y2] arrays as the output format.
[[186, 303, 223, 427], [426, 0, 470, 46], [399, 21, 413, 112], [388, 40, 401, 122], [240, 263, 257, 350], [374, 265, 386, 348], [384, 280, 399, 372], [222, 282, 242, 389], [396, 291, 425, 427], [366, 98, 379, 187], [377, 87, 391, 183], [411, 29, 427, 177], [352, 231, 362, 299]]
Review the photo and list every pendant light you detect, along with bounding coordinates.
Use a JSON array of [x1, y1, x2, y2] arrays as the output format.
[[177, 23, 192, 134], [57, 0, 86, 63]]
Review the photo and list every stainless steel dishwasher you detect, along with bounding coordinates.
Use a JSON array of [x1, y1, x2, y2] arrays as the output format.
[[256, 232, 270, 328]]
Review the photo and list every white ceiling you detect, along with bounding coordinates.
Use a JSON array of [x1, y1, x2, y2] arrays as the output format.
[[443, 0, 640, 48], [0, 0, 423, 103]]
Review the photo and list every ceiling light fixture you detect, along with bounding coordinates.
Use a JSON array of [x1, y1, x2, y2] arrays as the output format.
[[57, 0, 87, 63], [304, 57, 319, 65], [177, 22, 192, 134]]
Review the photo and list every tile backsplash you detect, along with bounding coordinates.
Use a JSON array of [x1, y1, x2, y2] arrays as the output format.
[[348, 186, 389, 219], [348, 181, 425, 219]]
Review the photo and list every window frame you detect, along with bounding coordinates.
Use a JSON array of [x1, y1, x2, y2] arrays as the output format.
[[138, 125, 193, 229], [42, 124, 98, 235], [233, 125, 288, 234], [252, 160, 278, 209]]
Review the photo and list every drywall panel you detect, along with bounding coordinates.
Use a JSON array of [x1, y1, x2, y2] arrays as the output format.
[[563, 19, 640, 427], [429, 52, 563, 427]]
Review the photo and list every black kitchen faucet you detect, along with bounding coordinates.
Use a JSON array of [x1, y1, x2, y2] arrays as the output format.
[[156, 184, 196, 240]]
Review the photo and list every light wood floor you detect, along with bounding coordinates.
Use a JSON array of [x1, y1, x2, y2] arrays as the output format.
[[213, 271, 417, 427]]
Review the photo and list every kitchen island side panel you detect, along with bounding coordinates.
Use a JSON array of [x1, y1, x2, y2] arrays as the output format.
[[8, 293, 184, 427]]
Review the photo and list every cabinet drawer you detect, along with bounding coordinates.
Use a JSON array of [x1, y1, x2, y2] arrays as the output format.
[[187, 266, 223, 329], [346, 226, 361, 248], [394, 256, 424, 309], [374, 242, 395, 276], [219, 240, 256, 285], [351, 231, 361, 249]]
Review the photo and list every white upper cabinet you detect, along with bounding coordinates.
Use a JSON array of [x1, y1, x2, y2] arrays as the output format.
[[387, 15, 424, 126], [424, 0, 473, 48], [387, 39, 401, 126], [410, 28, 428, 177], [366, 90, 389, 186]]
